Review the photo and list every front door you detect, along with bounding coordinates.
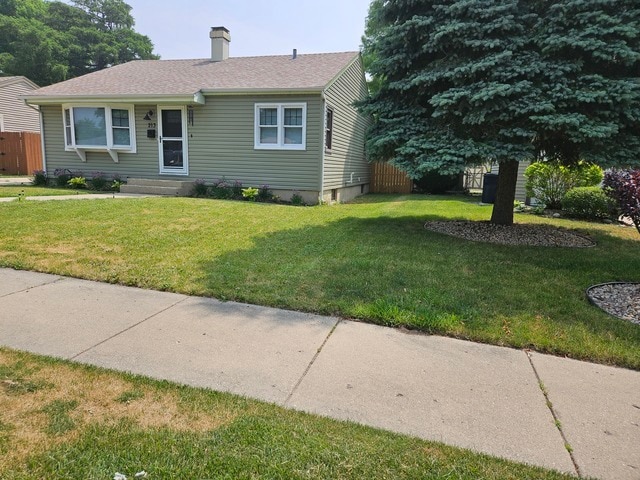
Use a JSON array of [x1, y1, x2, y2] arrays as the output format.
[[159, 107, 188, 175]]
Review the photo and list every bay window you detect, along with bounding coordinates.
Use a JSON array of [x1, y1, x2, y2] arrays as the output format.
[[62, 105, 136, 153]]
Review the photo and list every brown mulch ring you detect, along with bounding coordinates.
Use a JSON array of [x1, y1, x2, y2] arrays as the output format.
[[424, 220, 596, 248], [587, 283, 640, 325]]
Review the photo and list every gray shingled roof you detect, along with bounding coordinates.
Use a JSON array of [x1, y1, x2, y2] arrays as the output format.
[[28, 52, 360, 98]]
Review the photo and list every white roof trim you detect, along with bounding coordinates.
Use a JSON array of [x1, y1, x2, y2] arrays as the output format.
[[23, 93, 206, 106]]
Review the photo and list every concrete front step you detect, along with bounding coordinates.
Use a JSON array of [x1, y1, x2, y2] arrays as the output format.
[[122, 178, 194, 196]]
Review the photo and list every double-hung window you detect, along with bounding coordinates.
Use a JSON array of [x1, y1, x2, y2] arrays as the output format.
[[62, 105, 136, 153], [255, 103, 306, 150], [324, 106, 334, 151]]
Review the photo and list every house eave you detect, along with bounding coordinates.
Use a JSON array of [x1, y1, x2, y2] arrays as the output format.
[[23, 92, 206, 106]]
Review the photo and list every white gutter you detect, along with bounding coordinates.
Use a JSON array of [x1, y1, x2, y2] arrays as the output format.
[[22, 93, 206, 106]]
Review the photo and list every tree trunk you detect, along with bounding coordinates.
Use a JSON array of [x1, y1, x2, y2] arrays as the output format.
[[490, 160, 519, 226]]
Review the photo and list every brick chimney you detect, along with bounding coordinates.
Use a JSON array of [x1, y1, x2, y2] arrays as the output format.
[[210, 26, 230, 62]]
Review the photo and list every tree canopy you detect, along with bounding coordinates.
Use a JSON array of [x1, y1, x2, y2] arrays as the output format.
[[0, 0, 157, 86], [360, 0, 640, 225]]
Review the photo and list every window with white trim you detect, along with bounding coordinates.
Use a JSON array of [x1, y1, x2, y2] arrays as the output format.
[[62, 105, 136, 152], [255, 103, 306, 150], [325, 106, 334, 151]]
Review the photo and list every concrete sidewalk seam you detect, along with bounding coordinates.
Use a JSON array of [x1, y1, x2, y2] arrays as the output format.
[[526, 350, 582, 478], [283, 318, 341, 406], [69, 295, 189, 361], [0, 276, 64, 299]]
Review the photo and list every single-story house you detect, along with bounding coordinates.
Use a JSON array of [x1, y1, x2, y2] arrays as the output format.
[[0, 76, 40, 132], [24, 27, 370, 203]]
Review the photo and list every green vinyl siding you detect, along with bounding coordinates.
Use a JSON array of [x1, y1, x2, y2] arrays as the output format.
[[189, 94, 322, 190], [42, 96, 322, 190], [323, 56, 370, 190], [42, 104, 159, 178]]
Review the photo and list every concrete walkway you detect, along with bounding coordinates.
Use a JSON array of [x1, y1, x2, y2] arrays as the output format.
[[0, 268, 638, 479]]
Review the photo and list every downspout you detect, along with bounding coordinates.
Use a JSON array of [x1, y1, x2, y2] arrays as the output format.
[[319, 91, 326, 204], [39, 108, 46, 173]]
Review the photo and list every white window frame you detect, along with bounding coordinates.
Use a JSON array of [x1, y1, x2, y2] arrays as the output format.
[[62, 104, 136, 162], [254, 103, 306, 150]]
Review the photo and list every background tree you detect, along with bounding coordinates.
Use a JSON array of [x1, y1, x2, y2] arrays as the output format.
[[0, 0, 157, 86], [360, 0, 640, 225]]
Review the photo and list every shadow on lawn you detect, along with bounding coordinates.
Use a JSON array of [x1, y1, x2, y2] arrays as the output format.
[[196, 212, 640, 366]]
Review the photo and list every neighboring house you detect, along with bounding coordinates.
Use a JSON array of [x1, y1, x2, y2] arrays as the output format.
[[490, 161, 531, 202], [24, 27, 370, 203], [0, 76, 40, 133]]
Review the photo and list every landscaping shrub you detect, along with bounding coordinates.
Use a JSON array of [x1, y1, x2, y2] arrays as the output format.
[[604, 169, 640, 234], [191, 179, 208, 197], [67, 177, 87, 189], [88, 172, 108, 191], [258, 184, 273, 202], [241, 187, 259, 201], [415, 171, 459, 194], [562, 187, 612, 220], [231, 180, 243, 199], [290, 191, 306, 206], [32, 170, 47, 186], [53, 169, 72, 187], [524, 161, 604, 209], [210, 178, 233, 199]]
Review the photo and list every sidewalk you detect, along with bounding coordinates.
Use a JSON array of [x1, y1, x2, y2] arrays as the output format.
[[1, 268, 638, 479]]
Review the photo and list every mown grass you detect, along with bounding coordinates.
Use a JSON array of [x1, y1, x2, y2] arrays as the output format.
[[0, 194, 638, 368], [0, 348, 574, 479], [0, 186, 100, 197]]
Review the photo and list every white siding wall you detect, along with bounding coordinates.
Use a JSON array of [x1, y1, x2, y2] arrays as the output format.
[[491, 160, 531, 201], [0, 79, 40, 132]]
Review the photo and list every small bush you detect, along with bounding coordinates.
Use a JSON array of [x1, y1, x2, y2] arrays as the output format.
[[67, 177, 87, 189], [562, 187, 612, 220], [191, 178, 208, 197], [241, 187, 259, 201], [88, 172, 108, 191], [290, 191, 306, 206], [604, 169, 640, 234], [231, 180, 243, 199], [210, 178, 233, 199], [257, 184, 273, 202], [524, 161, 604, 209], [32, 170, 47, 186], [53, 168, 72, 187]]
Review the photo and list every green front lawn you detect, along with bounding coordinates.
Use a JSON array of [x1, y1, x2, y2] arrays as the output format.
[[0, 186, 99, 197], [0, 194, 638, 368], [0, 348, 573, 479]]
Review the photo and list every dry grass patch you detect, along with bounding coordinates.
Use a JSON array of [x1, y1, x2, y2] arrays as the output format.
[[0, 350, 237, 471]]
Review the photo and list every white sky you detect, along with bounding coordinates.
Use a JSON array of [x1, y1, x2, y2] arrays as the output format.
[[121, 0, 373, 59]]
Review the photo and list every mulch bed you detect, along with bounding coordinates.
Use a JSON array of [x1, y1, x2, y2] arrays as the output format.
[[424, 220, 595, 248]]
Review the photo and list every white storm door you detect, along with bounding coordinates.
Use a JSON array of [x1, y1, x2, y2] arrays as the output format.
[[159, 107, 188, 175]]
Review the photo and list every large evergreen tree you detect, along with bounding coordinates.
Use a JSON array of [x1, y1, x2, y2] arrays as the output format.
[[0, 0, 157, 86], [360, 0, 640, 225]]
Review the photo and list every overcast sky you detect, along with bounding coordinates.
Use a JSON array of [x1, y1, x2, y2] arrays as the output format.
[[120, 0, 373, 59]]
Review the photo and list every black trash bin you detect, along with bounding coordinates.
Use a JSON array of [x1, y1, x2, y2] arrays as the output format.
[[481, 173, 498, 204]]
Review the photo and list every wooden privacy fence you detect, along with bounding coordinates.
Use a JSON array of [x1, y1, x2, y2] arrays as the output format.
[[370, 162, 413, 194], [0, 131, 43, 175]]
